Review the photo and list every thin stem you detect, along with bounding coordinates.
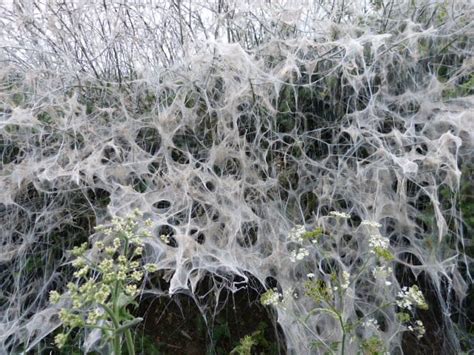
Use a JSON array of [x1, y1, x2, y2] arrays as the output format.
[[101, 303, 122, 355], [338, 313, 346, 355], [125, 328, 135, 355]]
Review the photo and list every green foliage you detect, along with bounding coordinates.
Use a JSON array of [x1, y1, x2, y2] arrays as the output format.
[[304, 279, 332, 304], [133, 332, 161, 355], [360, 336, 385, 355], [460, 165, 474, 229], [310, 339, 340, 354], [231, 322, 274, 355], [373, 246, 395, 262], [230, 333, 258, 355], [211, 321, 231, 353], [301, 227, 324, 241], [436, 3, 448, 23], [396, 312, 411, 323], [265, 213, 431, 354], [442, 73, 474, 99], [37, 111, 53, 125], [50, 210, 157, 355]]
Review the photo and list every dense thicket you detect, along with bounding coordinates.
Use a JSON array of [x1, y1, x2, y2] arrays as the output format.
[[0, 1, 472, 353]]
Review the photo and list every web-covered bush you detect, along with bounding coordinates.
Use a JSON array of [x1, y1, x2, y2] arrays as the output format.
[[0, 1, 472, 353]]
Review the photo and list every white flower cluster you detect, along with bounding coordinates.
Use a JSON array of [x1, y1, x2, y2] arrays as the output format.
[[363, 317, 379, 330], [408, 320, 426, 339], [368, 233, 390, 251], [396, 285, 428, 311], [361, 220, 382, 228], [50, 210, 158, 349], [372, 265, 393, 286], [334, 270, 351, 291], [289, 247, 309, 262], [261, 288, 282, 306], [144, 263, 159, 273], [160, 234, 171, 244], [86, 309, 102, 325], [283, 288, 296, 300], [329, 211, 351, 219], [288, 225, 306, 243], [341, 271, 350, 289], [95, 208, 152, 247]]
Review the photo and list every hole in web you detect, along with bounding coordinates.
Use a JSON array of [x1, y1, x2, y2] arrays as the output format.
[[135, 126, 161, 155], [237, 221, 258, 248], [170, 148, 189, 164], [153, 200, 171, 212], [156, 225, 178, 248], [190, 228, 206, 245]]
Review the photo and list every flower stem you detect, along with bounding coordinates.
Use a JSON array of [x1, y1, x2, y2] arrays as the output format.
[[338, 313, 346, 355], [101, 304, 122, 355], [125, 328, 135, 355]]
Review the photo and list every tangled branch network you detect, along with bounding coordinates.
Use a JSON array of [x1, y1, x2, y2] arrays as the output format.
[[0, 0, 472, 353]]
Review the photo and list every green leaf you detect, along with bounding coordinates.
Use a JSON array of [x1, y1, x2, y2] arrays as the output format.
[[116, 318, 143, 333]]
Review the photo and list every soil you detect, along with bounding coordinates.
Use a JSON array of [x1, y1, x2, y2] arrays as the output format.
[[134, 273, 286, 355]]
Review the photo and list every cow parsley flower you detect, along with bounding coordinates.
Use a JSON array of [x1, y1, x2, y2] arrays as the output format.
[[261, 289, 282, 306], [49, 290, 61, 304], [73, 265, 89, 278], [117, 270, 127, 281], [105, 246, 117, 255], [54, 333, 67, 349], [144, 263, 159, 273], [94, 285, 110, 304], [333, 271, 351, 292], [50, 210, 157, 352], [329, 211, 351, 219], [288, 225, 306, 243], [368, 234, 389, 249], [113, 238, 121, 249], [363, 318, 379, 330], [95, 241, 104, 250], [396, 285, 428, 311], [368, 234, 394, 261], [361, 220, 382, 228], [413, 320, 426, 339], [289, 247, 309, 262], [71, 243, 88, 257], [131, 270, 143, 282], [86, 309, 102, 325], [125, 284, 138, 297], [130, 237, 144, 246], [372, 265, 393, 286], [341, 271, 350, 289]]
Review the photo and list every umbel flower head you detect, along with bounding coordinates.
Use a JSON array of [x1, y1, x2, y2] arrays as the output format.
[[289, 247, 309, 262], [329, 211, 351, 219], [50, 209, 157, 350], [361, 220, 382, 229], [260, 288, 282, 306], [396, 285, 428, 311], [368, 234, 394, 261], [288, 225, 306, 243]]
